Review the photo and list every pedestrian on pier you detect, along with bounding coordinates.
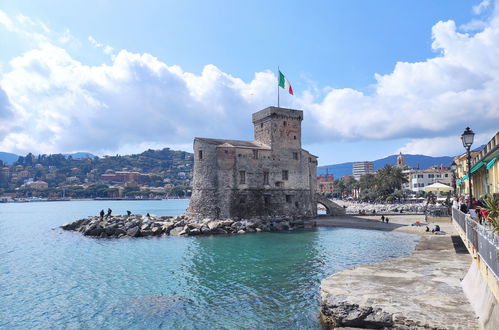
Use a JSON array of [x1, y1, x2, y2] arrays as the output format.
[[99, 209, 105, 220], [381, 215, 385, 222], [106, 208, 112, 218]]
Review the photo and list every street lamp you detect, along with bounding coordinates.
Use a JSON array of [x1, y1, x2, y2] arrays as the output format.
[[461, 127, 475, 210], [450, 161, 457, 197]]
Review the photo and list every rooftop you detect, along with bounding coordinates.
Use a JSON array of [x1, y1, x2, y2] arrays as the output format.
[[194, 137, 270, 150]]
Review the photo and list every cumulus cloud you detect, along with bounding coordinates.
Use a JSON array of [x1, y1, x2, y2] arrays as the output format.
[[0, 3, 498, 157]]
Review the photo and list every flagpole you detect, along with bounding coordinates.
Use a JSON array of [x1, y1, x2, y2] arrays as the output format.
[[277, 66, 280, 108]]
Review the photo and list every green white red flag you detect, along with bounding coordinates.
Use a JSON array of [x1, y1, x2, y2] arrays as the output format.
[[278, 70, 293, 95]]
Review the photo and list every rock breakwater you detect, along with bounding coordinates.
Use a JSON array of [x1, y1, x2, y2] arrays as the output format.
[[61, 214, 309, 238]]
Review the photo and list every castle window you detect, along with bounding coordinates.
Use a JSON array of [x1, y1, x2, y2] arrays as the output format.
[[282, 170, 288, 181], [261, 123, 263, 128], [263, 171, 269, 185], [283, 121, 287, 126], [293, 152, 298, 160], [239, 171, 246, 184], [275, 181, 282, 187], [286, 195, 291, 203], [293, 135, 297, 140], [295, 202, 299, 208], [264, 195, 271, 205], [198, 150, 203, 160], [253, 150, 258, 159]]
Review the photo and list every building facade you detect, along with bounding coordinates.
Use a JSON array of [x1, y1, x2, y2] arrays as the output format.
[[403, 166, 452, 193], [454, 150, 481, 196], [352, 161, 374, 180], [317, 174, 334, 194], [470, 131, 499, 197], [187, 106, 318, 219]]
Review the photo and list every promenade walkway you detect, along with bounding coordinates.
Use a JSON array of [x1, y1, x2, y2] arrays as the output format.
[[318, 215, 479, 329]]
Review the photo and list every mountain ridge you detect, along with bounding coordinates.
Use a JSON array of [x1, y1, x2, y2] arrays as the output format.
[[318, 154, 454, 178]]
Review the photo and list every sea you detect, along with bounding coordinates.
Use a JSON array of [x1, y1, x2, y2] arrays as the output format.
[[0, 200, 418, 329]]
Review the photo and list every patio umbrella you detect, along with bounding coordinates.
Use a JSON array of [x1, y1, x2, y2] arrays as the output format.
[[424, 182, 453, 192]]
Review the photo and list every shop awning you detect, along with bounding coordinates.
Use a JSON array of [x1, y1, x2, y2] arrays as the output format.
[[470, 161, 485, 173], [486, 155, 498, 170], [458, 175, 469, 184]]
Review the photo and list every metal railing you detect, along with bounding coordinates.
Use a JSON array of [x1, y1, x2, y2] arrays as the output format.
[[452, 207, 499, 280]]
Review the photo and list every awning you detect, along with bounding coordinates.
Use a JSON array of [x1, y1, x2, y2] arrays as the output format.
[[486, 155, 498, 170], [470, 161, 484, 173], [461, 175, 468, 181]]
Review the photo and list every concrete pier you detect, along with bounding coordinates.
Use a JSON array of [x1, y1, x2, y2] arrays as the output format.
[[319, 215, 479, 329]]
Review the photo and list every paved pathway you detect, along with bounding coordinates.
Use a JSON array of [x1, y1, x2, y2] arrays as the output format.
[[319, 215, 479, 329]]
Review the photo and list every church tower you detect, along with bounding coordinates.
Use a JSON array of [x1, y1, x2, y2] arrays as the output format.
[[396, 152, 405, 168]]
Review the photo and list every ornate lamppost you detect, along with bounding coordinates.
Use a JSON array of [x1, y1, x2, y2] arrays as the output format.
[[461, 127, 475, 210], [450, 161, 457, 197]]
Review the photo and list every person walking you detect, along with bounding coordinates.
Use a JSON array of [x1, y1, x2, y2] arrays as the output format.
[[106, 208, 112, 219], [99, 209, 105, 220]]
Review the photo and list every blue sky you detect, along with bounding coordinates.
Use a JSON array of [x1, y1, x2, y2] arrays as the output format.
[[0, 0, 498, 165]]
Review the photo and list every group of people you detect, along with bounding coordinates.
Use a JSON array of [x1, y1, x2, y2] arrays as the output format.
[[99, 208, 133, 219], [425, 224, 441, 233], [452, 195, 488, 224], [380, 215, 390, 223], [99, 208, 113, 219]]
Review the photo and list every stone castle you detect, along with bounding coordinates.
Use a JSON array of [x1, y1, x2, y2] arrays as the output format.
[[186, 106, 318, 219]]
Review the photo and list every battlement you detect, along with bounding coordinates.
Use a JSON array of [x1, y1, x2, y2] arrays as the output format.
[[252, 106, 303, 124]]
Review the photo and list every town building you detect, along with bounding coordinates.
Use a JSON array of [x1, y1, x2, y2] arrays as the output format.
[[26, 180, 49, 190], [317, 174, 334, 194], [352, 161, 374, 180], [403, 166, 452, 193], [454, 150, 481, 196], [187, 106, 318, 219], [469, 131, 499, 197]]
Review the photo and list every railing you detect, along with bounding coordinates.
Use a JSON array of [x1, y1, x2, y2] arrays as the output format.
[[452, 207, 499, 280]]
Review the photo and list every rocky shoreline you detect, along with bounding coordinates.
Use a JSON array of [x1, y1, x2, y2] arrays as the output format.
[[61, 214, 310, 238]]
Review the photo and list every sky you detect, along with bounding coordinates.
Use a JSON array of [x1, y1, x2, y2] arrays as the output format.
[[0, 0, 498, 165]]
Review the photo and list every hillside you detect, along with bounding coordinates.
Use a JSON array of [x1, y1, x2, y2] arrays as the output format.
[[318, 154, 454, 178], [0, 152, 19, 165]]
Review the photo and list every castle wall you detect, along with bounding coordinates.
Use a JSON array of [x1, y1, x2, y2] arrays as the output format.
[[188, 107, 318, 220]]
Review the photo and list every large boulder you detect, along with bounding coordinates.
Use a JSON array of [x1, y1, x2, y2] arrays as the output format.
[[169, 226, 184, 236], [126, 226, 141, 237]]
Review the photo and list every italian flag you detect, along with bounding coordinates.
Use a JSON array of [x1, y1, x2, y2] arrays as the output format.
[[278, 70, 294, 95]]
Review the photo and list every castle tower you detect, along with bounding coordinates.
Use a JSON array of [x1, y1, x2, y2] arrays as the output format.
[[252, 107, 302, 150], [187, 106, 317, 220], [396, 152, 405, 168]]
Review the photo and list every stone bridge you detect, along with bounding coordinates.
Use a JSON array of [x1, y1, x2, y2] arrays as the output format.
[[316, 194, 346, 216]]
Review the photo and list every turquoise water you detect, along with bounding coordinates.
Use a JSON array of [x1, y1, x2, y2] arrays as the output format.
[[0, 200, 418, 329]]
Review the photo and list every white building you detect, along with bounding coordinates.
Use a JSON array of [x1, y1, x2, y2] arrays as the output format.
[[352, 161, 374, 180], [403, 166, 452, 193]]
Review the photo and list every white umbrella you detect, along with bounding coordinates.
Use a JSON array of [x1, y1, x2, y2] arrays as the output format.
[[424, 182, 453, 192]]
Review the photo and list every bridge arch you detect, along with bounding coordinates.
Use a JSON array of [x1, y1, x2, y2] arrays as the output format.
[[315, 194, 346, 216]]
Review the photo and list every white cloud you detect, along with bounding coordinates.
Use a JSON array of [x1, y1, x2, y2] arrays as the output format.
[[399, 131, 496, 156], [88, 35, 114, 56], [473, 0, 491, 15], [0, 4, 499, 157]]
